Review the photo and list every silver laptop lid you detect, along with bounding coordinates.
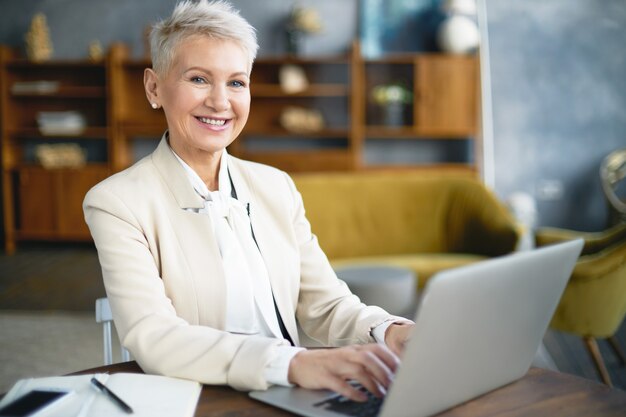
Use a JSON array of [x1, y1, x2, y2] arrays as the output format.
[[381, 239, 583, 417]]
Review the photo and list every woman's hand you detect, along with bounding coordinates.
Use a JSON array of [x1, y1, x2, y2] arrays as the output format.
[[287, 344, 399, 402], [384, 323, 414, 357]]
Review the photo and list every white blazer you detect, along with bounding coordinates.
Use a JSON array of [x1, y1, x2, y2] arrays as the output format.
[[83, 137, 394, 390]]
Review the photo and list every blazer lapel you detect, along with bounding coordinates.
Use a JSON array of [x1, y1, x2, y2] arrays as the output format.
[[150, 134, 227, 328], [151, 135, 205, 210]]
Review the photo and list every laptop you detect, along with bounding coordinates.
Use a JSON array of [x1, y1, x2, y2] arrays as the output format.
[[250, 239, 584, 417]]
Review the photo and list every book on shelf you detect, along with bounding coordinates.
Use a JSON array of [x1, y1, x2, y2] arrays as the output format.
[[37, 111, 87, 136], [0, 372, 201, 417], [11, 81, 60, 94]]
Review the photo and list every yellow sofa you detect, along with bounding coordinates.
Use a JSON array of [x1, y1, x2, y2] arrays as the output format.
[[292, 171, 520, 289]]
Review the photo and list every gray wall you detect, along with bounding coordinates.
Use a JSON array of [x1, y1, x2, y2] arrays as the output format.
[[484, 0, 626, 231], [0, 0, 356, 58]]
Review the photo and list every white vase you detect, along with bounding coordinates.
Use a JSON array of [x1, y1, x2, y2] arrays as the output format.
[[437, 14, 480, 54]]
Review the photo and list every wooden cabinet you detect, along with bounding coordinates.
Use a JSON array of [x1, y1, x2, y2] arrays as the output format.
[[0, 46, 111, 252], [0, 42, 479, 252], [16, 166, 109, 239], [55, 166, 110, 235], [360, 53, 478, 171], [16, 167, 55, 235], [414, 55, 478, 136]]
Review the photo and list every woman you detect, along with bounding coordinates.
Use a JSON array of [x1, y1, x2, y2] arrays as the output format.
[[84, 0, 413, 401]]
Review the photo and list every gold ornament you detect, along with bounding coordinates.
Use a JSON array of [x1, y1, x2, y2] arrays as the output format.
[[279, 106, 325, 134], [279, 65, 309, 94], [289, 6, 323, 34], [25, 13, 53, 62], [88, 40, 104, 61]]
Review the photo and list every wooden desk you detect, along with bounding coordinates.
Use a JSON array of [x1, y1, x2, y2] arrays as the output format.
[[78, 362, 626, 416]]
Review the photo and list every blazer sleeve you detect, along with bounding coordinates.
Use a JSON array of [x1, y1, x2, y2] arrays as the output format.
[[84, 184, 289, 391], [283, 173, 400, 346]]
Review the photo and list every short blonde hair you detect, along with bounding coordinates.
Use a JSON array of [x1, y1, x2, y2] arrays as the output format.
[[150, 0, 258, 76]]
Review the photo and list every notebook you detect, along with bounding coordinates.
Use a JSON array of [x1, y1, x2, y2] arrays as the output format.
[[250, 239, 584, 417], [0, 372, 201, 417]]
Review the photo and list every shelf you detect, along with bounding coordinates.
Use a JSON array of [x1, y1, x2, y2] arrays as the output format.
[[242, 127, 350, 138], [15, 230, 95, 241], [252, 84, 349, 97], [120, 124, 167, 137], [12, 162, 109, 170], [365, 55, 416, 64], [7, 60, 105, 69], [4, 162, 109, 173], [256, 56, 349, 65], [239, 149, 354, 172], [363, 163, 478, 175], [365, 126, 416, 138], [365, 126, 475, 139], [364, 52, 468, 64], [123, 60, 151, 69], [9, 127, 109, 139], [11, 86, 106, 98]]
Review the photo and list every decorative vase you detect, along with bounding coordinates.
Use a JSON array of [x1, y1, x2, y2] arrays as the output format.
[[437, 0, 479, 54], [383, 102, 405, 127], [285, 28, 302, 56], [25, 13, 53, 62], [437, 15, 479, 54]]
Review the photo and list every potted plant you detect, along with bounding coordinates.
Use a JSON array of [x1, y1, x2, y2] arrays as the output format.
[[370, 83, 413, 127], [285, 5, 323, 56]]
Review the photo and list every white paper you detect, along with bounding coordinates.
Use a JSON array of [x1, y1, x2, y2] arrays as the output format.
[[0, 373, 201, 417]]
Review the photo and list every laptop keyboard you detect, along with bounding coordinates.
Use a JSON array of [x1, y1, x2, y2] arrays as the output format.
[[314, 385, 383, 417]]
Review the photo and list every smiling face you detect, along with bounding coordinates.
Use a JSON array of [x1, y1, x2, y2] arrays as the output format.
[[145, 35, 251, 167]]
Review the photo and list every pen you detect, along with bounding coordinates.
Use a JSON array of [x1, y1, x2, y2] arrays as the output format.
[[90, 377, 134, 414]]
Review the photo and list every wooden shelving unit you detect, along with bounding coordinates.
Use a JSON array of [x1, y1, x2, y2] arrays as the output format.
[[0, 42, 479, 252], [360, 52, 478, 169], [234, 50, 356, 172], [0, 46, 112, 253]]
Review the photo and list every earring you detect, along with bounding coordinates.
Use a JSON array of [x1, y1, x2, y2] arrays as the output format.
[[151, 103, 158, 109]]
